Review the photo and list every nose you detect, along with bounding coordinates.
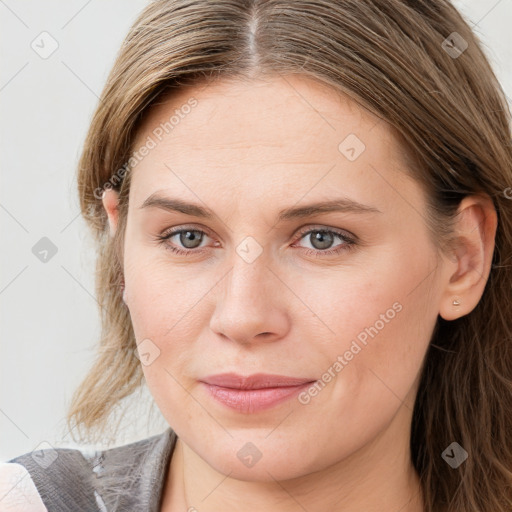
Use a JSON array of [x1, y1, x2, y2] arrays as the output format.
[[209, 253, 290, 345]]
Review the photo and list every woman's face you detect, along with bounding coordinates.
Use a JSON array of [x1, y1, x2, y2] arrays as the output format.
[[117, 75, 450, 480]]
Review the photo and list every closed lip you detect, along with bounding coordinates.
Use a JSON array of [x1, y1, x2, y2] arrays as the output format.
[[199, 372, 316, 389]]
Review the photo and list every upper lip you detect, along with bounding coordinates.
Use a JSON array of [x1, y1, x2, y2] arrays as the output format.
[[200, 373, 316, 390]]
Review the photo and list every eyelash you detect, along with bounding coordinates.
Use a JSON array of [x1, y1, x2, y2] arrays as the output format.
[[154, 225, 357, 258]]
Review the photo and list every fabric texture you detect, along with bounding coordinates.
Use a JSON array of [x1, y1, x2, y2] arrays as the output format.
[[5, 427, 177, 511]]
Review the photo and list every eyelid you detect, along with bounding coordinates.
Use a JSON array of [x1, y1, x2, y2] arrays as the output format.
[[161, 223, 216, 239], [294, 224, 357, 242]]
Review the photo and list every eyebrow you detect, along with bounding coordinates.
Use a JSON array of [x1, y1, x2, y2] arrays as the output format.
[[139, 192, 382, 221]]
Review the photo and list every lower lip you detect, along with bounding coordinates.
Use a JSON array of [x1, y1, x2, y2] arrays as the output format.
[[200, 381, 314, 413]]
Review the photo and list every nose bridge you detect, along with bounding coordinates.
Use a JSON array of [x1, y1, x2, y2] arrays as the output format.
[[209, 241, 288, 342], [222, 229, 271, 298], [224, 245, 272, 310]]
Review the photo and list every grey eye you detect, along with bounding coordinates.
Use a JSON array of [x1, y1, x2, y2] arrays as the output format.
[[305, 231, 336, 250], [179, 230, 204, 249]]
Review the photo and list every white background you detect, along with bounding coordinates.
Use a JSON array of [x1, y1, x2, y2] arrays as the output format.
[[1, 0, 511, 461]]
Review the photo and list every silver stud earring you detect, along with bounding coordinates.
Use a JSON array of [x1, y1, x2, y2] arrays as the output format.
[[452, 299, 461, 306]]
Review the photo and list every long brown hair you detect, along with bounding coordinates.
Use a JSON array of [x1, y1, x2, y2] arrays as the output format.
[[70, 1, 512, 509]]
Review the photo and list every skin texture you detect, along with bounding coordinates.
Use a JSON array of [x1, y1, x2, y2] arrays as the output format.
[[102, 75, 497, 511]]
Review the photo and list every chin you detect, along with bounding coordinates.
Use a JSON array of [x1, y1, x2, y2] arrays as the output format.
[[211, 455, 310, 483], [190, 433, 323, 483]]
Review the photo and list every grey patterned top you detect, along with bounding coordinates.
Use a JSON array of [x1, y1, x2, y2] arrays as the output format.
[[7, 427, 177, 511]]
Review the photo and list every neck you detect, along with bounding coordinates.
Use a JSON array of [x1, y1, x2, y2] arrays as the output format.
[[161, 402, 424, 512]]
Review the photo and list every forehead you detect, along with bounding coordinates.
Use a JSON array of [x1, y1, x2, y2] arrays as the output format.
[[128, 75, 421, 214], [134, 75, 390, 153]]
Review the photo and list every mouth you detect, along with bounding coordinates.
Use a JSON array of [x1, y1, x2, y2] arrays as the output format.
[[199, 373, 317, 413]]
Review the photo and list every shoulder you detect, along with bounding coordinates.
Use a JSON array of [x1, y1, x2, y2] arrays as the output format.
[[4, 428, 177, 512]]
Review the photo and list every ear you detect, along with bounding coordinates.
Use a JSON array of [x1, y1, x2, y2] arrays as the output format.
[[101, 188, 120, 237], [101, 188, 128, 304], [438, 193, 497, 321]]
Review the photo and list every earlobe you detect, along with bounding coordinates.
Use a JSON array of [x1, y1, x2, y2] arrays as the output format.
[[101, 188, 120, 237], [438, 194, 497, 321]]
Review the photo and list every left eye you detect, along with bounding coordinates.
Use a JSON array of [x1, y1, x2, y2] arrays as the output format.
[[295, 229, 354, 252]]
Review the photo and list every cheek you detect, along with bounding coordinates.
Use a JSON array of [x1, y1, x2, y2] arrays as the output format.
[[123, 243, 201, 337], [312, 247, 439, 413], [123, 251, 213, 397]]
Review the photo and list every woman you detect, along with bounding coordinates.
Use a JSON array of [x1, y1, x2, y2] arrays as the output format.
[[3, 0, 512, 510]]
